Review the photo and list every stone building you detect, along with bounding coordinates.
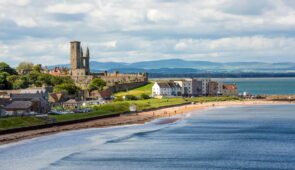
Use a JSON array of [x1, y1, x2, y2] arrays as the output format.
[[175, 78, 211, 96], [70, 41, 90, 75], [67, 41, 148, 90], [223, 84, 238, 97], [208, 81, 223, 96]]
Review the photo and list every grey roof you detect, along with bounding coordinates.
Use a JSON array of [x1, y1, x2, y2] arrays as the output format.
[[4, 101, 32, 109], [11, 93, 43, 99], [31, 97, 41, 102], [157, 82, 181, 88], [64, 99, 80, 104], [157, 83, 171, 88], [167, 82, 181, 88], [0, 98, 11, 107]]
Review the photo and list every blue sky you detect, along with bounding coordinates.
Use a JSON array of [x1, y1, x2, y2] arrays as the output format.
[[0, 0, 295, 66]]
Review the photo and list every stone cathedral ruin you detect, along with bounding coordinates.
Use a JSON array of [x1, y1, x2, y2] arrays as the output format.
[[68, 41, 148, 91]]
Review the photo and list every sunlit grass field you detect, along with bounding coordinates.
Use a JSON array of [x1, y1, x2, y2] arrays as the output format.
[[114, 82, 154, 97]]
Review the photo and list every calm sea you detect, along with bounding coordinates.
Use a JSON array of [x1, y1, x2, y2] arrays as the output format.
[[1, 104, 295, 170], [216, 78, 295, 95]]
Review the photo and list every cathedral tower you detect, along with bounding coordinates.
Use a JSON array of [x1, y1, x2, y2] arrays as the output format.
[[70, 41, 90, 75], [85, 47, 90, 74], [70, 41, 82, 69]]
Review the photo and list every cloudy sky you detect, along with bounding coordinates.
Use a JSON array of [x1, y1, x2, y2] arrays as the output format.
[[1, 0, 295, 66]]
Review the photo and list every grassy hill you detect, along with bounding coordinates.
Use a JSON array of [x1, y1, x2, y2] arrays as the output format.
[[114, 82, 154, 97]]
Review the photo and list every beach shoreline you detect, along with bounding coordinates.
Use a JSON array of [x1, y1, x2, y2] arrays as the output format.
[[0, 100, 293, 145]]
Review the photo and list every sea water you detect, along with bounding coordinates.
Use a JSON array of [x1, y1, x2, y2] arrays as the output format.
[[1, 104, 295, 170], [218, 78, 295, 95]]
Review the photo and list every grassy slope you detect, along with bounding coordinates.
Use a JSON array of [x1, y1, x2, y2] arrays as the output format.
[[0, 116, 46, 130], [114, 82, 154, 97], [0, 97, 240, 130], [49, 103, 130, 122]]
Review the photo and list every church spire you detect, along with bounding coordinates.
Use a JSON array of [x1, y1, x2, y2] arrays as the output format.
[[80, 46, 83, 57], [86, 47, 89, 57]]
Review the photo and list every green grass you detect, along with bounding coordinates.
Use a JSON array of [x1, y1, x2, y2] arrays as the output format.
[[114, 82, 154, 97], [125, 98, 187, 111], [125, 96, 240, 111], [0, 116, 46, 130], [0, 96, 240, 130], [49, 102, 130, 122]]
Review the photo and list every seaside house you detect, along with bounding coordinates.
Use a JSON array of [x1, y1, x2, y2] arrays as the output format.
[[48, 92, 69, 106], [89, 90, 113, 100], [174, 78, 212, 97], [208, 81, 224, 96], [174, 80, 192, 96], [63, 99, 82, 110], [223, 84, 239, 97], [10, 93, 50, 114], [152, 82, 181, 97], [4, 101, 35, 116], [0, 98, 11, 116]]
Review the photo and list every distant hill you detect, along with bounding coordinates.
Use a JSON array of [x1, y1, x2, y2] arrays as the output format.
[[48, 59, 295, 73]]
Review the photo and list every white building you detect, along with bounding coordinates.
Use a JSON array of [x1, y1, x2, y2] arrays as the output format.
[[174, 80, 192, 96], [152, 82, 181, 97]]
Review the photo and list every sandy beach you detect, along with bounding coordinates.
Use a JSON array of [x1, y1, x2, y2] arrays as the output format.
[[0, 100, 293, 145]]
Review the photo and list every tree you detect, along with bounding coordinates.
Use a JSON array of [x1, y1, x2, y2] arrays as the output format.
[[54, 83, 80, 95], [16, 62, 33, 73], [13, 77, 29, 89], [88, 78, 106, 91], [125, 95, 137, 100], [25, 72, 41, 87], [33, 65, 42, 73], [0, 62, 17, 75], [0, 72, 12, 89], [6, 75, 29, 89], [140, 93, 150, 99], [37, 73, 52, 86], [50, 76, 73, 85]]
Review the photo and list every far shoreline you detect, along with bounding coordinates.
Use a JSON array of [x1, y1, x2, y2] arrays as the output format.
[[0, 100, 293, 145]]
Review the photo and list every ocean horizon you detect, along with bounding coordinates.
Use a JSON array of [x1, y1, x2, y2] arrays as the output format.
[[1, 104, 295, 170]]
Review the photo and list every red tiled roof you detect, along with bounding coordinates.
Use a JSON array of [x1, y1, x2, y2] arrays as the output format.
[[223, 84, 237, 90]]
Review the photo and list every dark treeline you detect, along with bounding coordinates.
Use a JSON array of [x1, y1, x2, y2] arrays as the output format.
[[149, 73, 295, 78]]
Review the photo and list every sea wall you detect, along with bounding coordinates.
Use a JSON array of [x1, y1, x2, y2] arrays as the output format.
[[258, 95, 295, 101]]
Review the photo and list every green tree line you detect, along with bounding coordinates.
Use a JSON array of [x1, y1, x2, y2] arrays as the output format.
[[0, 62, 107, 95], [0, 62, 80, 94]]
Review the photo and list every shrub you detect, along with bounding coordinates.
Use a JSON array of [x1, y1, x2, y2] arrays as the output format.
[[114, 96, 124, 101], [140, 93, 150, 99], [125, 95, 138, 100]]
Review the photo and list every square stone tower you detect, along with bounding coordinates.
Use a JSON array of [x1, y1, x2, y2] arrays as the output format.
[[70, 41, 83, 69], [70, 41, 90, 76]]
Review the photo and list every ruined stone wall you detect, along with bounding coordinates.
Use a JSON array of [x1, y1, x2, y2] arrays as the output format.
[[71, 75, 94, 88]]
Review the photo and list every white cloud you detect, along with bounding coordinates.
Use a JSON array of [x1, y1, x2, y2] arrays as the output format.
[[0, 0, 295, 65], [174, 36, 295, 52], [100, 40, 117, 48], [0, 0, 30, 6], [13, 17, 37, 27], [46, 3, 94, 14], [146, 9, 171, 22]]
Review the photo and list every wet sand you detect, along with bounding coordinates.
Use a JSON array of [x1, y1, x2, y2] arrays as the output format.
[[0, 100, 293, 145]]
